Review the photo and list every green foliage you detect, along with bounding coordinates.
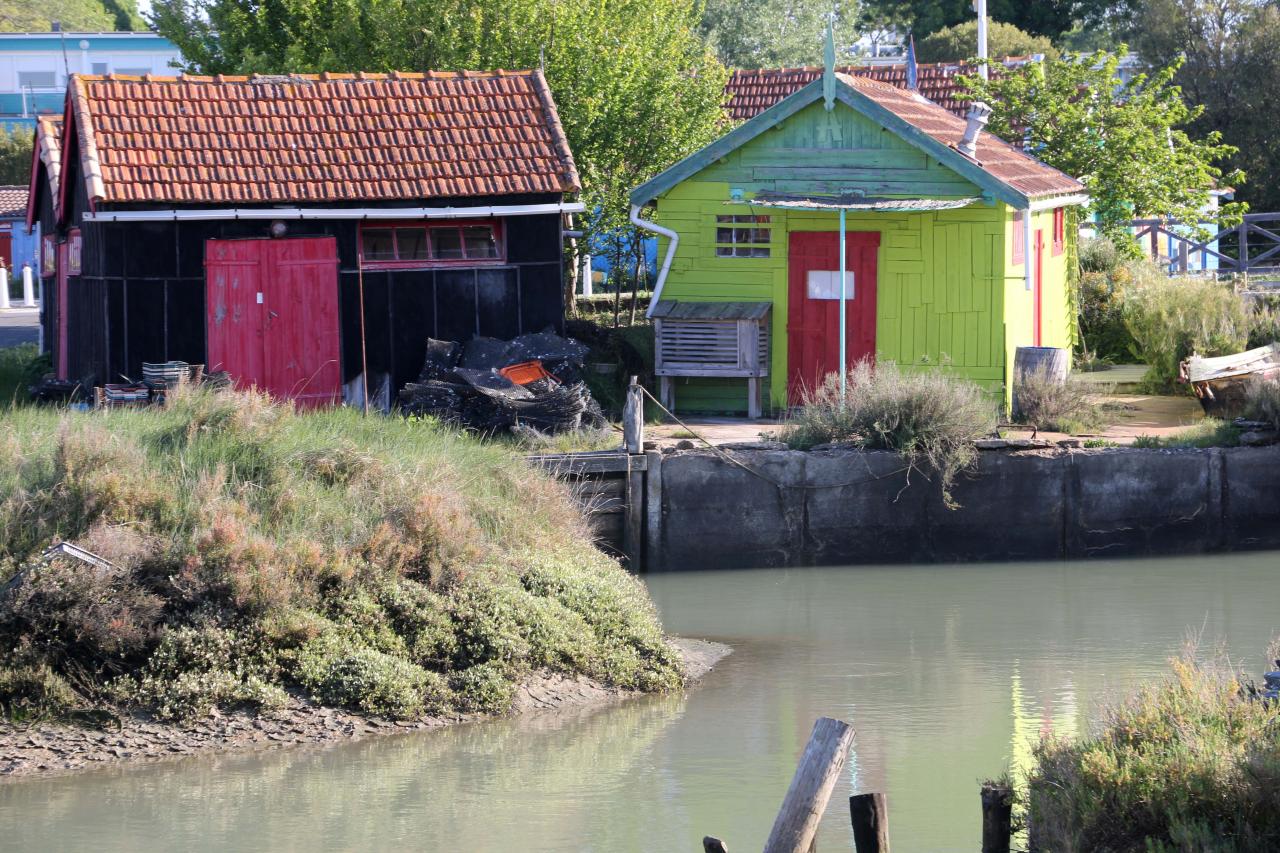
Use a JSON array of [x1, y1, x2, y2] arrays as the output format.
[[1244, 377, 1280, 431], [0, 0, 135, 31], [1133, 418, 1240, 449], [1028, 643, 1280, 850], [1122, 270, 1252, 391], [916, 21, 1058, 63], [150, 0, 729, 279], [0, 388, 684, 721], [0, 664, 78, 721], [296, 634, 447, 718], [0, 125, 32, 187], [780, 360, 998, 507], [1130, 0, 1280, 213], [700, 0, 857, 67], [1012, 367, 1108, 434], [959, 50, 1245, 250], [449, 661, 517, 713], [858, 0, 1118, 41], [0, 344, 48, 403]]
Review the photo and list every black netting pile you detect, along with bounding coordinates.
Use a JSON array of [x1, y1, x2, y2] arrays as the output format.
[[399, 332, 606, 434]]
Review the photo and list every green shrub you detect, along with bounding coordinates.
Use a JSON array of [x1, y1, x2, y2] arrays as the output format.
[[1079, 236, 1124, 274], [296, 634, 448, 718], [780, 361, 997, 507], [450, 661, 517, 714], [1123, 270, 1252, 392], [0, 664, 78, 721], [1013, 366, 1108, 434], [0, 388, 684, 722], [1028, 645, 1280, 851], [0, 343, 46, 403]]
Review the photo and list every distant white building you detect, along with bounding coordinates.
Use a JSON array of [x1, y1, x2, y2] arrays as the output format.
[[0, 30, 181, 127]]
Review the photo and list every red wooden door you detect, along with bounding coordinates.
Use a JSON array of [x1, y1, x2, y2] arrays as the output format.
[[205, 237, 341, 407], [262, 238, 342, 407], [786, 230, 880, 404], [56, 241, 69, 380], [1033, 229, 1045, 347]]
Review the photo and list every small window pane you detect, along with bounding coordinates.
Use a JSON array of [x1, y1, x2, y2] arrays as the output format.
[[433, 228, 464, 260], [396, 227, 430, 260], [92, 63, 109, 75], [716, 227, 735, 243], [115, 67, 150, 76], [18, 71, 56, 89], [462, 226, 499, 259], [362, 228, 396, 260], [806, 270, 855, 300]]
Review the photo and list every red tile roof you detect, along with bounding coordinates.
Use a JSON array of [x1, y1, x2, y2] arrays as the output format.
[[725, 59, 1035, 121], [836, 73, 1082, 199], [65, 70, 580, 206], [0, 185, 28, 218]]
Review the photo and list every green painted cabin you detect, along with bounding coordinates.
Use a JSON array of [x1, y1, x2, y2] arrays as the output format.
[[630, 67, 1086, 415]]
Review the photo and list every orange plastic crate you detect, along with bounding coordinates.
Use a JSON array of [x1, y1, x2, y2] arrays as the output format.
[[498, 360, 555, 385]]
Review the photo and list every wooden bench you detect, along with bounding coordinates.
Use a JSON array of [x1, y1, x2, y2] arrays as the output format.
[[652, 300, 771, 418]]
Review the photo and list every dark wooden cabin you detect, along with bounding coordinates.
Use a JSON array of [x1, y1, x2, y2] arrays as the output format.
[[27, 70, 581, 404]]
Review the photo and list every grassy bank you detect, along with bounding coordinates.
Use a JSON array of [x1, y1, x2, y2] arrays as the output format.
[[0, 388, 682, 723], [1028, 644, 1280, 851]]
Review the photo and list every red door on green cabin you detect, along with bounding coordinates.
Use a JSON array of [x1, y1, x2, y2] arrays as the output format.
[[205, 237, 342, 408], [786, 230, 880, 405]]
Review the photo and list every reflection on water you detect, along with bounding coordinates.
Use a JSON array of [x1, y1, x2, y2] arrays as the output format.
[[2, 553, 1278, 852]]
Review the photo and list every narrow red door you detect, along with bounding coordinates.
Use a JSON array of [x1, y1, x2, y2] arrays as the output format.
[[205, 237, 341, 407], [786, 230, 880, 405], [206, 239, 266, 388], [1033, 229, 1045, 347], [262, 238, 342, 408], [56, 241, 70, 380]]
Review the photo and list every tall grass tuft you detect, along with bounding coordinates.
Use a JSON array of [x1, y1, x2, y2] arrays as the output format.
[[1244, 376, 1280, 431], [1028, 641, 1280, 852], [779, 361, 997, 507], [1013, 366, 1109, 434], [0, 387, 682, 721]]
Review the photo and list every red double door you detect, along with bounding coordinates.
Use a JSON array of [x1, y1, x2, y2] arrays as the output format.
[[205, 237, 342, 408], [786, 230, 880, 405]]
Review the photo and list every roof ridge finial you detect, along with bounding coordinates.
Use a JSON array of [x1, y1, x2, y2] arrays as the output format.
[[822, 18, 836, 111]]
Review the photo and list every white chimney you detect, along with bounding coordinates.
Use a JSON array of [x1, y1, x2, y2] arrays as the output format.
[[958, 101, 992, 159]]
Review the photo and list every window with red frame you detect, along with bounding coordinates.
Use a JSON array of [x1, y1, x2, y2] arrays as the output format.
[[1012, 210, 1025, 265], [359, 221, 503, 268], [1052, 208, 1065, 256]]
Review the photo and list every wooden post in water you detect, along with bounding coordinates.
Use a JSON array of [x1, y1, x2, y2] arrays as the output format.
[[762, 717, 855, 853], [622, 376, 643, 454], [703, 838, 730, 853], [980, 782, 1013, 853], [849, 793, 890, 853]]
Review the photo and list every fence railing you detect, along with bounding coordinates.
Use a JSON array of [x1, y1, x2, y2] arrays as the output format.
[[1124, 212, 1280, 275]]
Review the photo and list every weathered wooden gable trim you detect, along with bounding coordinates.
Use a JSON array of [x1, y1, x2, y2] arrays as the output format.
[[632, 76, 1034, 209], [630, 79, 830, 206], [832, 88, 1028, 209]]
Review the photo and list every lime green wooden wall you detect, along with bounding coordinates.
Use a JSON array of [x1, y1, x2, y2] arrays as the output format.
[[649, 99, 1074, 415], [1000, 207, 1074, 394]]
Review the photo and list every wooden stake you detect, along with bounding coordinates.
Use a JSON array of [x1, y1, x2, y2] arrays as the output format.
[[849, 793, 889, 853], [762, 717, 855, 853], [980, 782, 1013, 853]]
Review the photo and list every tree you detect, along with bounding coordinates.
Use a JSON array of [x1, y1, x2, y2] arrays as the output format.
[[0, 0, 144, 31], [958, 51, 1244, 247], [700, 0, 858, 67], [858, 0, 1123, 41], [151, 0, 729, 302], [915, 20, 1058, 63], [0, 125, 32, 185], [1128, 0, 1280, 212]]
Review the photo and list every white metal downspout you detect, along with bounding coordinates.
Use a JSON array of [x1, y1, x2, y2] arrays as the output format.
[[630, 203, 678, 319], [1024, 207, 1034, 292]]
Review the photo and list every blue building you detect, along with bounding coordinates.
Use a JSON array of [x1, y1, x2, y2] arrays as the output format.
[[0, 31, 181, 127]]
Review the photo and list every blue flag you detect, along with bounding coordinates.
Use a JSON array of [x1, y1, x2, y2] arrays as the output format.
[[906, 35, 918, 90]]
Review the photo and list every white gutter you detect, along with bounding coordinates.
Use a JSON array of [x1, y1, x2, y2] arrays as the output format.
[[630, 203, 678, 319], [1028, 193, 1089, 212], [81, 202, 585, 223]]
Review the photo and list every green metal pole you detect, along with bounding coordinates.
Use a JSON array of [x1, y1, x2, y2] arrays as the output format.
[[839, 207, 847, 396]]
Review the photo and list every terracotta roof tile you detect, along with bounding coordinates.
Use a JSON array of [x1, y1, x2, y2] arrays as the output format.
[[0, 185, 28, 218], [67, 70, 580, 206], [835, 73, 1083, 199], [34, 117, 62, 202]]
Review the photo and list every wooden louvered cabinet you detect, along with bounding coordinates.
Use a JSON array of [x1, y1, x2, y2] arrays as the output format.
[[652, 301, 771, 418]]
